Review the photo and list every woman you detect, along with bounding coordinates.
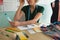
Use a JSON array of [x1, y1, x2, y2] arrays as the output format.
[[51, 0, 59, 23], [10, 0, 44, 27]]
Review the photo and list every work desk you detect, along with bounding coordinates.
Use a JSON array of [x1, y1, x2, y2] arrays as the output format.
[[0, 27, 53, 40], [23, 30, 53, 40]]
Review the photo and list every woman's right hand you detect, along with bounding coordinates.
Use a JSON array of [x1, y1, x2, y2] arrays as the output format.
[[19, 0, 24, 8]]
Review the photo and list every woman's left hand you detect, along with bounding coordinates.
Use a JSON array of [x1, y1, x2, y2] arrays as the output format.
[[9, 21, 20, 27]]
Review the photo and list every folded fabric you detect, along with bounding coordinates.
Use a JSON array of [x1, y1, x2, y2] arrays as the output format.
[[40, 22, 60, 40]]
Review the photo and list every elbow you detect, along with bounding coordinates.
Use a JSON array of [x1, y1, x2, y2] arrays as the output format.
[[32, 19, 37, 24]]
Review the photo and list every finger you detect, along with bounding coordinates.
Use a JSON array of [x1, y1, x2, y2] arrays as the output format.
[[19, 0, 24, 6], [19, 0, 24, 3]]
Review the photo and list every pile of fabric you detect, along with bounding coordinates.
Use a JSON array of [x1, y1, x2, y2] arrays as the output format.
[[40, 22, 60, 40], [0, 27, 28, 40]]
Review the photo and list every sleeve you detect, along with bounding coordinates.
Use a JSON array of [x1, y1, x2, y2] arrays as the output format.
[[38, 6, 44, 14], [21, 6, 26, 13]]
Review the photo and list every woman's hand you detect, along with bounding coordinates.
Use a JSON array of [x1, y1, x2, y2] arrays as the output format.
[[19, 0, 24, 8], [9, 21, 20, 27]]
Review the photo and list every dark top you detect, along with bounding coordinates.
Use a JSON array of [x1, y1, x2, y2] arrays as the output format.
[[21, 5, 44, 23]]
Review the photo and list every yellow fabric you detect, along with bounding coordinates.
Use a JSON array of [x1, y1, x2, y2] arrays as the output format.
[[16, 32, 28, 40], [5, 27, 21, 32]]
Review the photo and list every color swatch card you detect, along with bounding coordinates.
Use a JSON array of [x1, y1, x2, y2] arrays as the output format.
[[18, 26, 28, 30], [27, 29, 36, 34], [18, 24, 36, 30], [33, 27, 42, 32]]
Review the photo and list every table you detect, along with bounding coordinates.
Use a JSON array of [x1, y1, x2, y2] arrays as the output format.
[[23, 30, 53, 40], [0, 27, 53, 40]]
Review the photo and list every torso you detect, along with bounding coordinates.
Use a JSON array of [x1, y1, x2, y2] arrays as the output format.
[[21, 5, 44, 23]]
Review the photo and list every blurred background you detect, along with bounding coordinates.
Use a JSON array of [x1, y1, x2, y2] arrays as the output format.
[[0, 0, 60, 27]]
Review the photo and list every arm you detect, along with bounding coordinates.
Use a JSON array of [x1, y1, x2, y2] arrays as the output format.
[[14, 6, 24, 21], [9, 0, 24, 27], [14, 0, 24, 21], [17, 12, 42, 26]]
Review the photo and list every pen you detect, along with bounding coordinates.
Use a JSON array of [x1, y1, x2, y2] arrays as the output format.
[[5, 13, 12, 22]]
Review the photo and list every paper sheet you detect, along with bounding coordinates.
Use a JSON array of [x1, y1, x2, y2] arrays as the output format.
[[17, 26, 28, 30], [27, 24, 35, 28], [33, 27, 42, 32], [27, 29, 36, 34], [17, 24, 36, 30]]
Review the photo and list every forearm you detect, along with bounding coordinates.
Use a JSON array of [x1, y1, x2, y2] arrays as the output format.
[[14, 0, 24, 21], [18, 13, 42, 26], [14, 6, 23, 21], [19, 20, 37, 26]]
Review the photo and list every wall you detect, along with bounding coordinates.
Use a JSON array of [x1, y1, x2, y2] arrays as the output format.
[[0, 11, 15, 27], [0, 0, 20, 27], [0, 0, 27, 27]]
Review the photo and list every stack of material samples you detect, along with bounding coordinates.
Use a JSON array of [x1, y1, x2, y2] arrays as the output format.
[[40, 22, 60, 40]]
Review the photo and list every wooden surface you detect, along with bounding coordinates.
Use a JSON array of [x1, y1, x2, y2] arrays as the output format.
[[23, 30, 53, 40], [0, 34, 12, 40], [0, 28, 16, 40], [0, 28, 53, 40]]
